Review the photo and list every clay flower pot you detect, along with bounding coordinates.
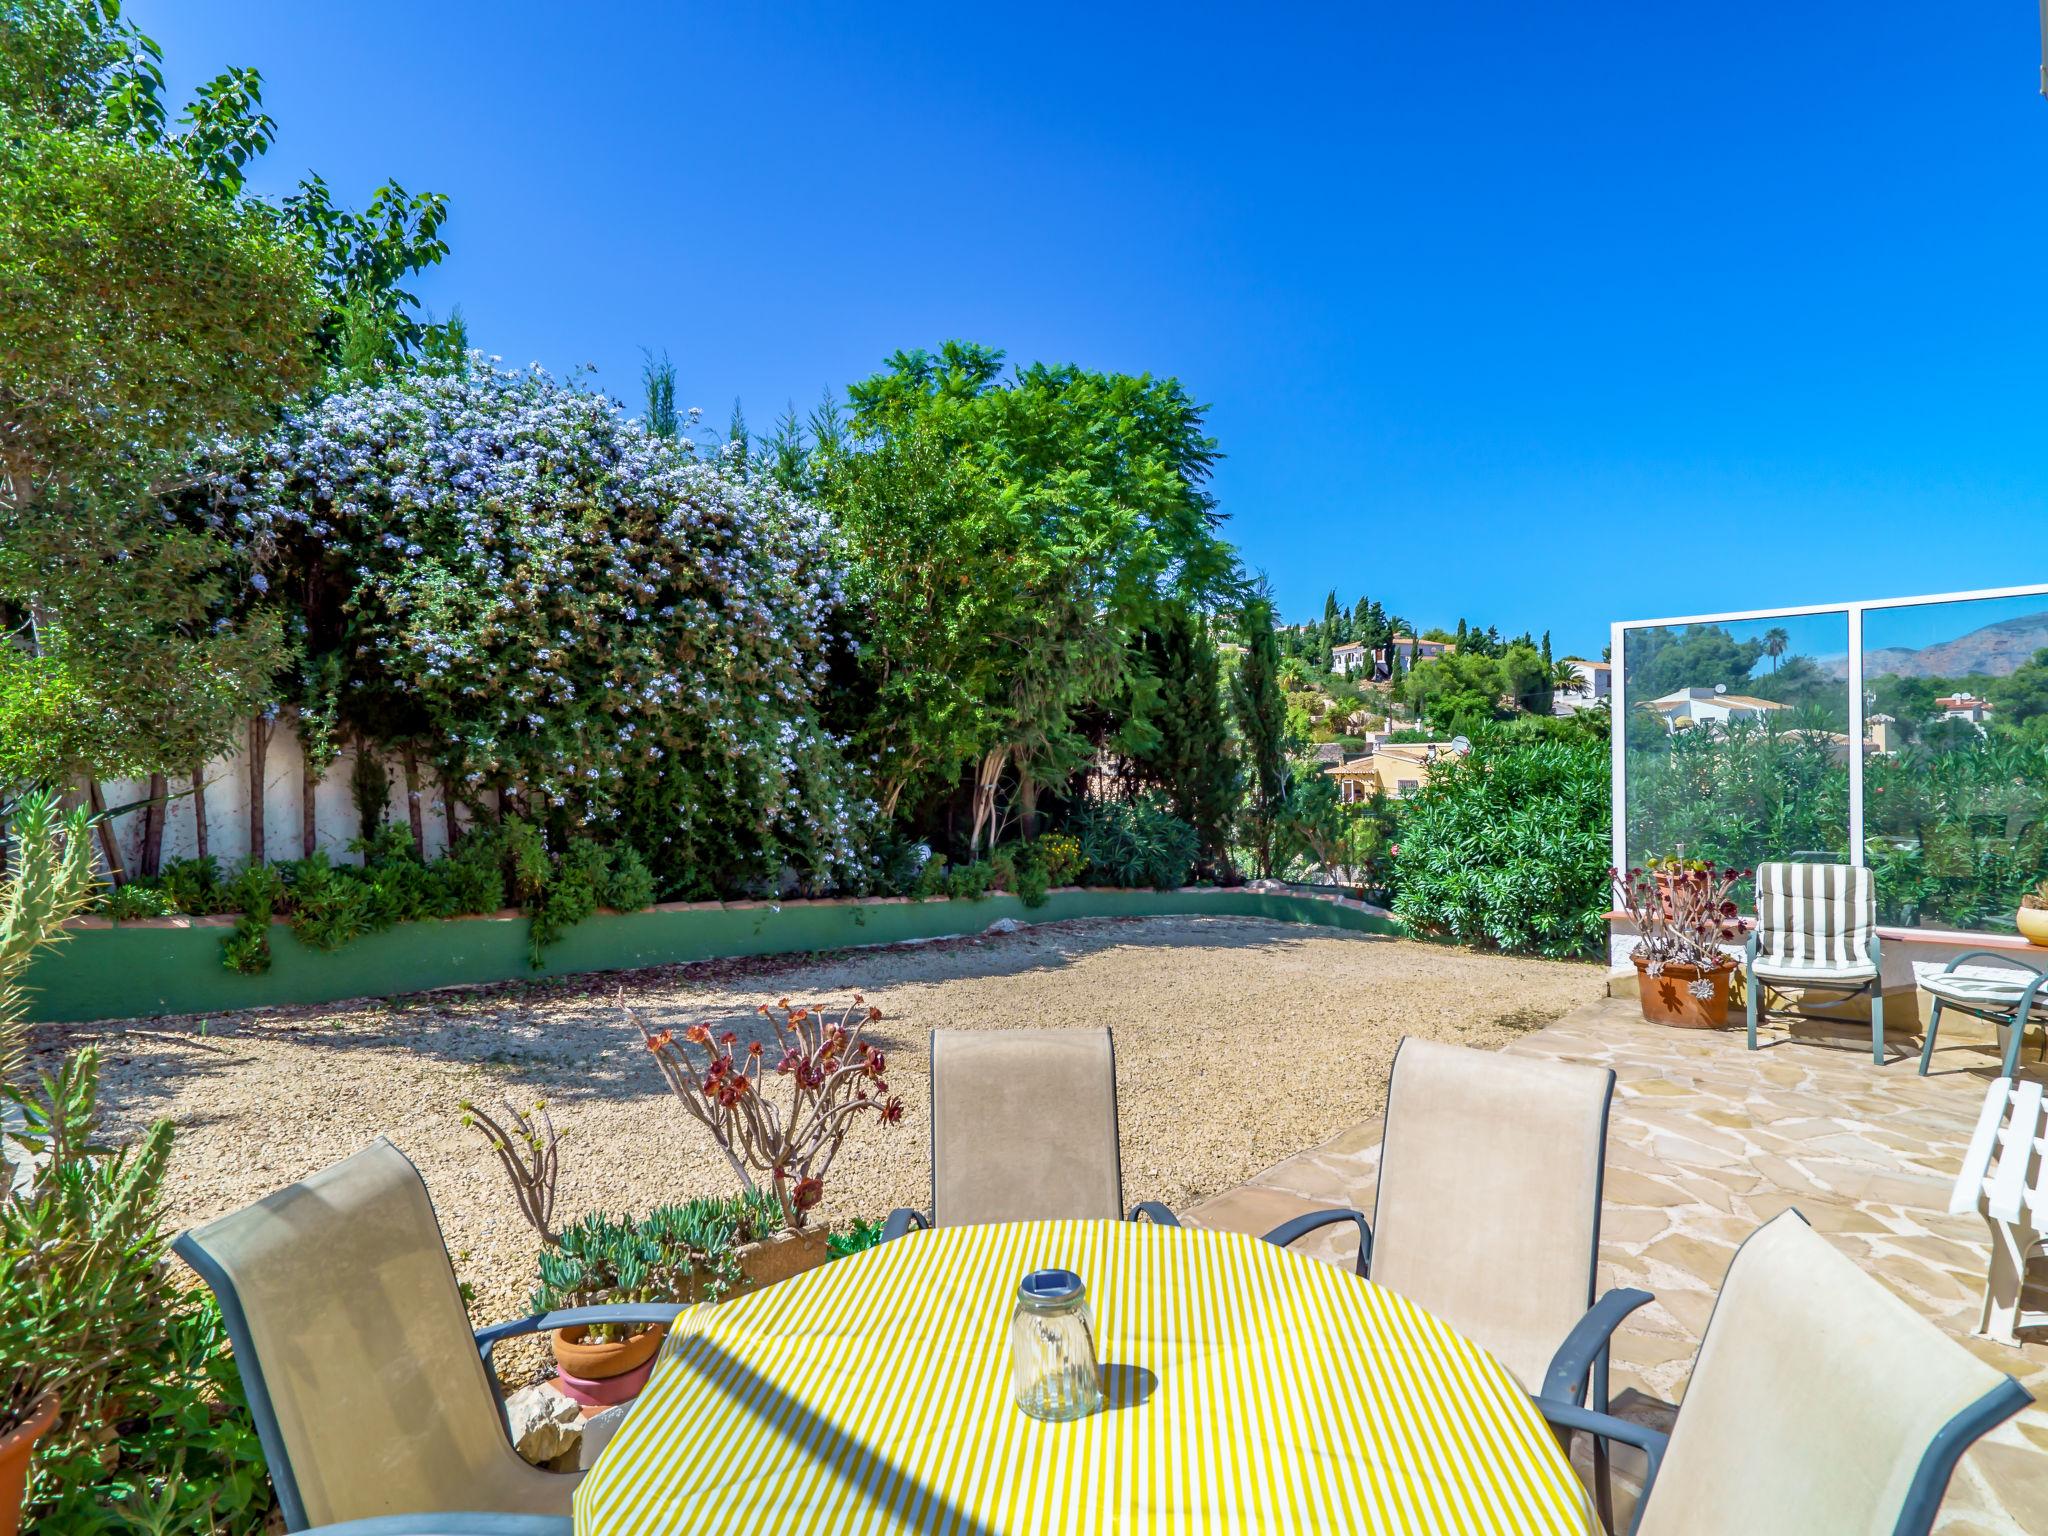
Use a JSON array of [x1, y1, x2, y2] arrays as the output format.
[[0, 1394, 58, 1536], [736, 1226, 831, 1290], [1633, 955, 1735, 1029], [551, 1322, 665, 1384], [2017, 906, 2048, 947]]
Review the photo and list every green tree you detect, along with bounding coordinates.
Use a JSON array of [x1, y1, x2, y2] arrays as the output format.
[[1133, 606, 1242, 868], [1231, 598, 1291, 878], [834, 341, 1239, 850], [1762, 626, 1789, 673]]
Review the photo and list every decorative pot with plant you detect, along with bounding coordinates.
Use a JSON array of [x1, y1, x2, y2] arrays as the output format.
[[630, 992, 904, 1252], [1614, 858, 1752, 1029], [462, 1098, 790, 1392], [2019, 881, 2048, 947]]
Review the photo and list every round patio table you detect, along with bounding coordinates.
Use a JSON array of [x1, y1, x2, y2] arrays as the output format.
[[574, 1219, 1594, 1534]]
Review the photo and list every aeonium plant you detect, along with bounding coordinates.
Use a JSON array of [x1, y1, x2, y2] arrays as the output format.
[[630, 992, 904, 1231], [1613, 857, 1752, 998], [2022, 878, 2048, 912]]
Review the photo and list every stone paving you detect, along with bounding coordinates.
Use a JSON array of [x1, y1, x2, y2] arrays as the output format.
[[1183, 996, 2048, 1534]]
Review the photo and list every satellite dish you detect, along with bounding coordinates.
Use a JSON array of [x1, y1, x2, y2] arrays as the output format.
[[1713, 683, 1728, 695], [1450, 735, 1472, 755]]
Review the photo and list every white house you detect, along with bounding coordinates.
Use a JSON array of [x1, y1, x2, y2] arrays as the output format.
[[1935, 692, 1995, 730], [1553, 657, 1611, 715], [1330, 640, 1371, 677], [1643, 686, 1787, 732]]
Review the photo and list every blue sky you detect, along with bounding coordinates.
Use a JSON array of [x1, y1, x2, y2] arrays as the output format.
[[135, 3, 2048, 656]]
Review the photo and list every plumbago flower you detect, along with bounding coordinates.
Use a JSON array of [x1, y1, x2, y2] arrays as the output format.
[[198, 357, 877, 896]]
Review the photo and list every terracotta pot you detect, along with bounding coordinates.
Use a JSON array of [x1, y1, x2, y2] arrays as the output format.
[[2018, 906, 2048, 947], [551, 1323, 665, 1382], [737, 1226, 831, 1290], [0, 1394, 58, 1536], [1633, 954, 1734, 1029], [553, 1355, 657, 1408]]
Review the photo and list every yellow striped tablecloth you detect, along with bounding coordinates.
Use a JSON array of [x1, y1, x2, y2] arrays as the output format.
[[575, 1219, 1594, 1534]]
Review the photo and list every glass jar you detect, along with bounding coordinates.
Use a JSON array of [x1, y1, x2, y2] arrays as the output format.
[[1010, 1267, 1104, 1421]]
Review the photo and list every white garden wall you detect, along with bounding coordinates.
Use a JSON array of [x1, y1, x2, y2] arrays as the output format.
[[95, 717, 481, 875]]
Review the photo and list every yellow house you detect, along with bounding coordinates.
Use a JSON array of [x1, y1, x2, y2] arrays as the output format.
[[1326, 742, 1453, 803]]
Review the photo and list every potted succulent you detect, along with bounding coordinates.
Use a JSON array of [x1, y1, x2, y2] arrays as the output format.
[[2019, 880, 2048, 947], [462, 1098, 789, 1399], [1614, 858, 1751, 1029], [631, 992, 904, 1279]]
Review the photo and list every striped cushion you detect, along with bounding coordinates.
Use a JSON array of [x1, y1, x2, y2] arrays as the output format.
[[1754, 862, 1875, 975], [1922, 970, 2048, 1019]]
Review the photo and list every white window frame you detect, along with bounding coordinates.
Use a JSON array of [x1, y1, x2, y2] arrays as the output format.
[[1610, 581, 2048, 878]]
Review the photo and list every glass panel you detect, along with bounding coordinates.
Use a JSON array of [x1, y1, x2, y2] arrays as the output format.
[[1622, 610, 1853, 887], [1861, 592, 2048, 932]]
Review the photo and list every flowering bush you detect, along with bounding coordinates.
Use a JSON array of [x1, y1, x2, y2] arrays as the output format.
[[631, 993, 903, 1230], [198, 358, 872, 898]]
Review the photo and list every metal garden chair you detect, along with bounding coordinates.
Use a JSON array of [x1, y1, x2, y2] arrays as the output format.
[[1916, 950, 2048, 1079], [1262, 1036, 1650, 1531], [1537, 1211, 2031, 1536], [1745, 861, 1887, 1064], [175, 1139, 682, 1534]]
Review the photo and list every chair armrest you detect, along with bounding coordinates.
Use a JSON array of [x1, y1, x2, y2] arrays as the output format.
[[1126, 1201, 1182, 1227], [1535, 1399, 1669, 1515], [300, 1518, 574, 1536], [1260, 1208, 1372, 1277], [881, 1207, 930, 1242], [1744, 929, 1760, 968], [1540, 1287, 1655, 1406], [473, 1304, 686, 1365]]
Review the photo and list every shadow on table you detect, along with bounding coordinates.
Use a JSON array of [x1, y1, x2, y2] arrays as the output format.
[[679, 1336, 998, 1534], [1101, 1363, 1156, 1410]]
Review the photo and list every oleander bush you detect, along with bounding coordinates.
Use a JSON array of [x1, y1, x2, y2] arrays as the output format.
[[1072, 796, 1200, 890], [1392, 734, 1610, 958]]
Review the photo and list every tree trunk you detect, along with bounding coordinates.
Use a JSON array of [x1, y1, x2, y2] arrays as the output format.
[[443, 781, 460, 850], [301, 749, 319, 859], [248, 718, 269, 867], [191, 766, 210, 861], [403, 749, 426, 859], [140, 772, 167, 876], [968, 747, 1007, 858], [1017, 772, 1040, 841], [86, 779, 127, 885]]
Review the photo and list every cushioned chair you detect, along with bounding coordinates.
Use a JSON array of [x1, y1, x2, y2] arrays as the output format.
[[1745, 862, 1887, 1065], [1916, 950, 2048, 1079], [1540, 1211, 2031, 1536], [879, 1028, 1334, 1241], [174, 1139, 681, 1533], [1268, 1036, 1649, 1529]]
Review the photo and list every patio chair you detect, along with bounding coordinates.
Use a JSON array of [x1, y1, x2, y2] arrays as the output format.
[[174, 1139, 683, 1533], [1260, 1037, 1650, 1530], [881, 1029, 1184, 1237], [1744, 862, 1887, 1065], [1916, 950, 2048, 1079], [1538, 1211, 2030, 1536]]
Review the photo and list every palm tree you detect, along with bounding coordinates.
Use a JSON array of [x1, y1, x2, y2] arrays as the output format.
[[1763, 626, 1789, 673], [1552, 659, 1584, 696]]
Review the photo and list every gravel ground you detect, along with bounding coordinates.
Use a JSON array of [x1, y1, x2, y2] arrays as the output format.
[[49, 916, 1600, 1384]]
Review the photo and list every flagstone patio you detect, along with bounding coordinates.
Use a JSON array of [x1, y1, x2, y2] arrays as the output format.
[[1184, 995, 2048, 1535]]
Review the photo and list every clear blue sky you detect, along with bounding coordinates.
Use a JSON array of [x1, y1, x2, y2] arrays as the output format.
[[136, 2, 2048, 657]]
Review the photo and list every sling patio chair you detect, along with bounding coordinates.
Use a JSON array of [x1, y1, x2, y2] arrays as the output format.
[[1745, 861, 1888, 1065], [174, 1138, 683, 1534], [880, 1027, 1353, 1240], [1260, 1036, 1651, 1531], [1538, 1210, 2030, 1536], [1916, 950, 2048, 1079]]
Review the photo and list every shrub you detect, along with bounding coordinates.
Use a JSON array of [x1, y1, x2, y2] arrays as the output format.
[[101, 881, 176, 921], [200, 359, 871, 901], [1072, 797, 1199, 889], [157, 855, 223, 914], [1032, 833, 1084, 886], [1391, 735, 1610, 957], [827, 1217, 885, 1261], [943, 858, 996, 902]]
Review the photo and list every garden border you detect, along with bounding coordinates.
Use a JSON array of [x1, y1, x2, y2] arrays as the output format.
[[22, 886, 1400, 1024]]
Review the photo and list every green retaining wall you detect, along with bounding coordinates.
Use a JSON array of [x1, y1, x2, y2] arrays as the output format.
[[21, 888, 1400, 1024]]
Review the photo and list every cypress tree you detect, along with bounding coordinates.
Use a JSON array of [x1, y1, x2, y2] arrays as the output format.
[[1137, 607, 1243, 869], [1231, 598, 1291, 879]]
